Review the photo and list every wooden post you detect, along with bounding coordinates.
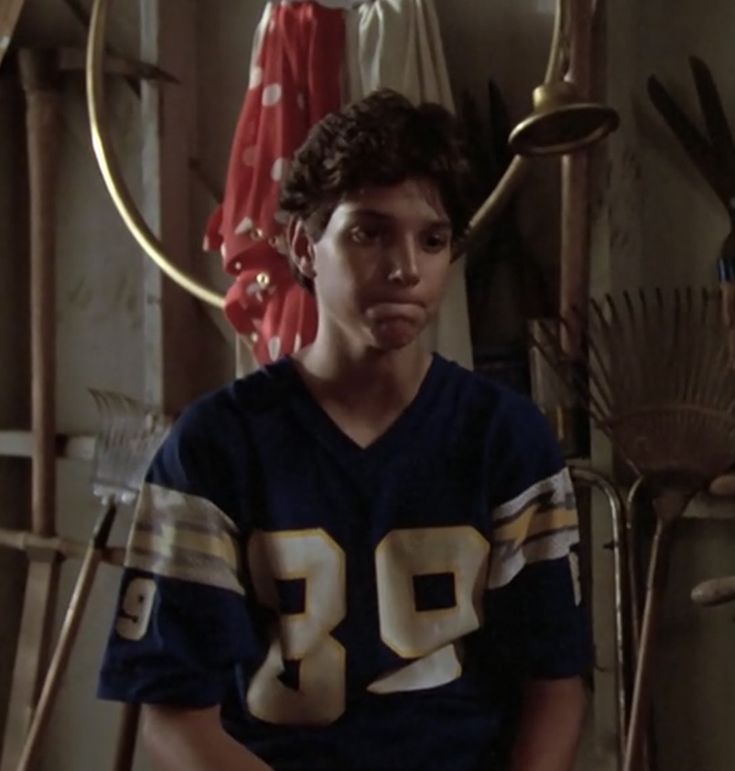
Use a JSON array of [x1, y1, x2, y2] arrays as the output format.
[[1, 49, 62, 771], [140, 0, 210, 412], [560, 0, 592, 359]]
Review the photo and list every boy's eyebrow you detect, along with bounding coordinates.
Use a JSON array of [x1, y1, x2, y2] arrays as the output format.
[[345, 208, 452, 228]]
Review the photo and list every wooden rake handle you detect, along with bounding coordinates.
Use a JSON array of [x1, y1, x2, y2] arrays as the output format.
[[623, 486, 692, 771], [622, 518, 673, 771], [16, 502, 118, 771]]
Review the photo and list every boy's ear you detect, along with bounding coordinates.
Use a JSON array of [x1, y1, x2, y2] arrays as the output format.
[[286, 217, 317, 279]]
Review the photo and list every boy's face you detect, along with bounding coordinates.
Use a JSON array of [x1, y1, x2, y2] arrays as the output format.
[[304, 178, 453, 352]]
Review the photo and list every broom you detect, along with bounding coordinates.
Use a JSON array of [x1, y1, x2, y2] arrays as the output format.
[[530, 287, 735, 771]]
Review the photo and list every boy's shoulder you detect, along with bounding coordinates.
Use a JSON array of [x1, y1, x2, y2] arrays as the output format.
[[438, 356, 547, 431], [439, 358, 564, 487], [180, 359, 294, 418], [167, 360, 297, 449]]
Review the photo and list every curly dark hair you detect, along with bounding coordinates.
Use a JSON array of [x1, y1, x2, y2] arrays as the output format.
[[280, 89, 474, 289]]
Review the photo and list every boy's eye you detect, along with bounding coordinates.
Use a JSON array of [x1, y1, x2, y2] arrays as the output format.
[[421, 230, 451, 252], [349, 225, 382, 244]]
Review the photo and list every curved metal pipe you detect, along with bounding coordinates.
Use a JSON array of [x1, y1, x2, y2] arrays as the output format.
[[463, 0, 567, 244], [570, 464, 628, 768], [86, 0, 565, 292], [85, 0, 224, 308], [625, 476, 648, 651]]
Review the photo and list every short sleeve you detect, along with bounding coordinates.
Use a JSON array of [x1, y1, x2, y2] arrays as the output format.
[[485, 397, 591, 680], [97, 401, 258, 707]]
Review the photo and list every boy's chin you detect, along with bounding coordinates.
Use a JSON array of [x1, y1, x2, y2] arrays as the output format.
[[368, 319, 423, 351]]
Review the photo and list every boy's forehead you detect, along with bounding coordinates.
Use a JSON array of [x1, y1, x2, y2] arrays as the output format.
[[337, 178, 449, 221]]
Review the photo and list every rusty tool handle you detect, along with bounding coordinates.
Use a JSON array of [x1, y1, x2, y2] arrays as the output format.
[[623, 481, 694, 771], [623, 518, 675, 771], [18, 49, 62, 538], [0, 48, 63, 771], [15, 502, 117, 771]]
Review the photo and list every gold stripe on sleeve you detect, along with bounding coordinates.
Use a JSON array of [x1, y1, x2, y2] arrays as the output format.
[[123, 482, 244, 595], [493, 504, 578, 550], [487, 468, 579, 589]]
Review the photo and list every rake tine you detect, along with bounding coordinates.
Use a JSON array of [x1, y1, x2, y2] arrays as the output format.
[[671, 288, 682, 402], [696, 292, 727, 410], [680, 287, 695, 403], [655, 288, 672, 451], [632, 289, 650, 404], [609, 292, 638, 411], [705, 321, 735, 412], [712, 293, 735, 411], [644, 288, 661, 404], [618, 291, 641, 404], [565, 318, 618, 426], [667, 288, 690, 404], [532, 317, 610, 428], [587, 299, 616, 413], [647, 288, 662, 404], [528, 319, 579, 394], [690, 288, 714, 408]]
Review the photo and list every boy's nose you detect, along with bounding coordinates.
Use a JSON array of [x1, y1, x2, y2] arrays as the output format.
[[386, 241, 420, 287]]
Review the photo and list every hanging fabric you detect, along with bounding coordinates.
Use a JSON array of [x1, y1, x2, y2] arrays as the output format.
[[274, 0, 363, 7], [344, 0, 454, 109], [344, 0, 473, 370], [203, 1, 345, 365], [206, 0, 471, 369]]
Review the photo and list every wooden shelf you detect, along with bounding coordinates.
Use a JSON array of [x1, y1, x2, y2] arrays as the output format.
[[0, 431, 94, 461]]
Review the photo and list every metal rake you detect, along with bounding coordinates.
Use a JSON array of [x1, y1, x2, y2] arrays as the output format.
[[16, 389, 169, 771], [530, 287, 735, 771]]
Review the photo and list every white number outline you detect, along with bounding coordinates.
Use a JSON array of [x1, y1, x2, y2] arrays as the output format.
[[115, 577, 156, 641], [246, 529, 347, 725], [246, 526, 490, 724]]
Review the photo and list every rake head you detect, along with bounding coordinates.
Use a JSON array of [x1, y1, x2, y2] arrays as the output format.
[[530, 287, 735, 484], [89, 389, 170, 505]]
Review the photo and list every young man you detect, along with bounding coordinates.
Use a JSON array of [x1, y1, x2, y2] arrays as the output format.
[[98, 89, 589, 771]]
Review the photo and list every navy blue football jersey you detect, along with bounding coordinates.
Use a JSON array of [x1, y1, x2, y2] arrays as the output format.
[[98, 354, 590, 771]]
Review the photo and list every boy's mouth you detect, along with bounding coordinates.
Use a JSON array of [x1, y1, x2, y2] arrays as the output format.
[[365, 301, 425, 320]]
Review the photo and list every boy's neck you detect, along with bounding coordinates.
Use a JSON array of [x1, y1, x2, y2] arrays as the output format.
[[295, 341, 430, 402], [291, 340, 432, 447]]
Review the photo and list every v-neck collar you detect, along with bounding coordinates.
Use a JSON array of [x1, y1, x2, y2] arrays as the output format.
[[277, 353, 446, 464]]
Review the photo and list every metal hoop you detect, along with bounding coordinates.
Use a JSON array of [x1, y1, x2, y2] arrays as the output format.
[[86, 0, 224, 308], [86, 0, 565, 301]]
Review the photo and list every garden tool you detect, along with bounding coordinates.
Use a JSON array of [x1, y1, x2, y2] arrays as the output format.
[[15, 390, 169, 771], [530, 287, 735, 771]]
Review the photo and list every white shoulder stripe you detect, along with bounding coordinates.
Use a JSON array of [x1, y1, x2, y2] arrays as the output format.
[[487, 467, 578, 590], [487, 528, 579, 590], [492, 468, 574, 525], [124, 482, 244, 595]]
